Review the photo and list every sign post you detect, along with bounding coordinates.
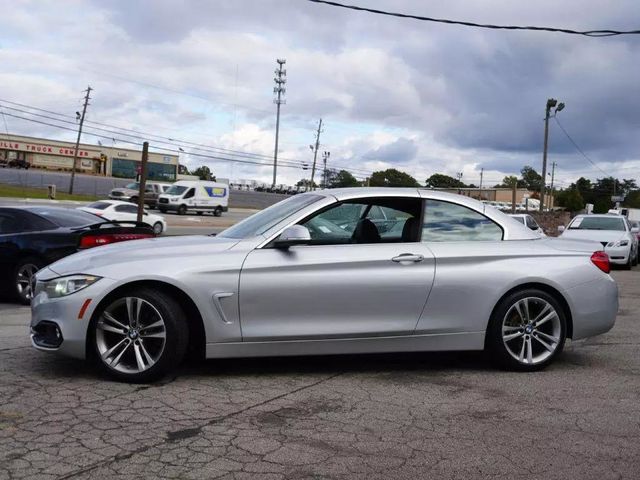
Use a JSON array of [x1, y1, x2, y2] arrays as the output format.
[[137, 142, 149, 224]]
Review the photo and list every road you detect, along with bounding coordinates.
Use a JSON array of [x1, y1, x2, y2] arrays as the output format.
[[0, 269, 639, 479]]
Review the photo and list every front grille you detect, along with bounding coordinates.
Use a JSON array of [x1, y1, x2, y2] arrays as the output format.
[[111, 191, 124, 197], [159, 198, 169, 204]]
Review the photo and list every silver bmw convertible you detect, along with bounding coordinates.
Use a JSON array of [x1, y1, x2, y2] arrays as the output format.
[[31, 188, 618, 382]]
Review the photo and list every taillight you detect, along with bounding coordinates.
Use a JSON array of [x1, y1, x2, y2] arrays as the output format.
[[79, 233, 153, 249], [591, 251, 610, 274]]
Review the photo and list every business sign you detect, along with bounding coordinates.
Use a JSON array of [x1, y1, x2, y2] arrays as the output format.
[[0, 140, 96, 158], [611, 195, 625, 202], [204, 186, 226, 198]]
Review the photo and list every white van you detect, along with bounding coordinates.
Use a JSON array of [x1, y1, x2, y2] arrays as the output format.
[[157, 180, 229, 216]]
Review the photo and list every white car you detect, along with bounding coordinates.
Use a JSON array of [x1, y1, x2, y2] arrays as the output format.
[[509, 214, 546, 237], [79, 200, 168, 235], [559, 214, 639, 269]]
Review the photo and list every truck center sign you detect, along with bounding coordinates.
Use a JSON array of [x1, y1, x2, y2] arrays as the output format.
[[0, 140, 96, 158]]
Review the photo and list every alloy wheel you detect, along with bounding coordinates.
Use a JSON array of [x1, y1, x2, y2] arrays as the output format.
[[96, 297, 167, 374], [16, 263, 39, 301], [501, 297, 562, 365]]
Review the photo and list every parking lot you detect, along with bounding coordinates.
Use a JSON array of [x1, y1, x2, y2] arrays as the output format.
[[0, 268, 638, 479]]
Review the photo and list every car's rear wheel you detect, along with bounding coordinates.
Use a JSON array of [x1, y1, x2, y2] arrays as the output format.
[[14, 258, 41, 304], [214, 206, 223, 217], [486, 289, 566, 371], [90, 288, 188, 383], [153, 221, 163, 235]]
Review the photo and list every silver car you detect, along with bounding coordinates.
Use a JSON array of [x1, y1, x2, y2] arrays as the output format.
[[31, 188, 618, 382]]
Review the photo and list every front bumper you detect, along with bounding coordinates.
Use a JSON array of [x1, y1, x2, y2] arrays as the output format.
[[30, 270, 117, 359], [604, 245, 631, 264]]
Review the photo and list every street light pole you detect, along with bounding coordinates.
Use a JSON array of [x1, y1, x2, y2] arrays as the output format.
[[540, 98, 564, 212]]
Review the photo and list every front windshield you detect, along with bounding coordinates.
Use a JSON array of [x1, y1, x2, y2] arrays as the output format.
[[219, 194, 323, 239], [569, 216, 625, 231], [165, 185, 188, 195]]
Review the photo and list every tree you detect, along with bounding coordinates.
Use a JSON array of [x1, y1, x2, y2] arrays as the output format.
[[425, 173, 466, 189], [556, 188, 584, 212], [327, 169, 359, 188], [193, 165, 213, 181], [178, 164, 190, 175], [520, 165, 543, 191], [370, 168, 420, 187], [296, 178, 317, 188]]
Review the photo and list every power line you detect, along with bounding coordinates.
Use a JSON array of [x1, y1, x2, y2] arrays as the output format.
[[0, 98, 374, 176], [552, 116, 610, 177], [307, 0, 640, 37]]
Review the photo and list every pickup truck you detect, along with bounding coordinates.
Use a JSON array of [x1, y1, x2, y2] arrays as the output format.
[[108, 182, 170, 209]]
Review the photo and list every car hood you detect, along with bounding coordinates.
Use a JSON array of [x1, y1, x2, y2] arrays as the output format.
[[47, 235, 240, 276], [110, 188, 136, 194], [560, 229, 627, 243]]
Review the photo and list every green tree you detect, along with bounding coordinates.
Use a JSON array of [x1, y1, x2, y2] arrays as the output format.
[[624, 190, 640, 208], [178, 164, 190, 175], [370, 168, 420, 187], [193, 165, 213, 180], [556, 188, 584, 212], [327, 169, 359, 188], [425, 173, 466, 188], [520, 165, 543, 191], [296, 178, 317, 188]]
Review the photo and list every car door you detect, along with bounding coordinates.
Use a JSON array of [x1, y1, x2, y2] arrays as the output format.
[[414, 197, 508, 335], [238, 196, 436, 341]]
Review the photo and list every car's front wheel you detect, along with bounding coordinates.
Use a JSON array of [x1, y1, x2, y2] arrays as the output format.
[[14, 257, 41, 304], [153, 221, 163, 235], [486, 289, 566, 371], [90, 288, 188, 383]]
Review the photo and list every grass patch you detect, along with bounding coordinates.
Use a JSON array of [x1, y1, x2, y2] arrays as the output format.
[[0, 184, 98, 202]]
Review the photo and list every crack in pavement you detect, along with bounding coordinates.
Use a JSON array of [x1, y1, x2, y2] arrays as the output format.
[[55, 371, 343, 479]]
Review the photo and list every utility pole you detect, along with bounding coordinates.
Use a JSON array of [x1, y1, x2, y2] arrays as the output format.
[[540, 98, 564, 211], [479, 167, 484, 200], [68, 86, 92, 194], [549, 161, 556, 209], [456, 172, 463, 195], [322, 151, 330, 188], [136, 142, 149, 223], [272, 59, 286, 188], [309, 118, 323, 191]]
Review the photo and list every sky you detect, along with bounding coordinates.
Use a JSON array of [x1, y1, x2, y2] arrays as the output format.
[[0, 0, 639, 189]]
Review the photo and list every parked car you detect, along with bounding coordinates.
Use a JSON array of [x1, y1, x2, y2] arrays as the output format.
[[31, 188, 618, 383], [108, 182, 169, 208], [78, 200, 168, 235], [509, 214, 546, 237], [0, 207, 154, 304], [157, 180, 229, 216], [559, 214, 639, 269]]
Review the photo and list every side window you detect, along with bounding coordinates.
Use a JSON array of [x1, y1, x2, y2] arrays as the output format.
[[115, 204, 138, 214], [526, 216, 539, 230], [301, 197, 422, 245], [422, 200, 503, 242], [184, 188, 195, 199], [0, 212, 23, 234]]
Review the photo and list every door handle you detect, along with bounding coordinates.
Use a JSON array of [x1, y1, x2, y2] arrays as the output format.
[[391, 253, 424, 263]]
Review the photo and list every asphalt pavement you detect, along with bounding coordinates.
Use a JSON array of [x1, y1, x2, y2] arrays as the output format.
[[0, 269, 639, 479]]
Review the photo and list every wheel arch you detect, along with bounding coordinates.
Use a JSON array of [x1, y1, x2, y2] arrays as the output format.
[[486, 282, 574, 343], [86, 279, 206, 360]]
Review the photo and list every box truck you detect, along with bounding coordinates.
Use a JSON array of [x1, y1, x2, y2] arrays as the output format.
[[157, 180, 229, 216]]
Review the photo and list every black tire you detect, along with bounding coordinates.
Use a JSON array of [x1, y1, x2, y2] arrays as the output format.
[[89, 287, 189, 383], [158, 207, 167, 213], [196, 211, 203, 216], [130, 196, 138, 204], [153, 222, 163, 235], [622, 253, 632, 270], [213, 206, 223, 217], [632, 249, 638, 267], [177, 204, 187, 215], [13, 257, 42, 305], [486, 288, 566, 372]]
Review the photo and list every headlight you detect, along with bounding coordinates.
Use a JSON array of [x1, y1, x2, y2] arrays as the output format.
[[42, 275, 101, 298], [607, 240, 629, 247]]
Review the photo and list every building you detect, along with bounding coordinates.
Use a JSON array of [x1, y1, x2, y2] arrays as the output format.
[[0, 133, 179, 181], [433, 187, 554, 208]]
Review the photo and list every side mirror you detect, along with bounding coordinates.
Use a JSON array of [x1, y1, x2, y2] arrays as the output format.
[[557, 225, 565, 233], [274, 225, 311, 248], [631, 227, 639, 234]]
